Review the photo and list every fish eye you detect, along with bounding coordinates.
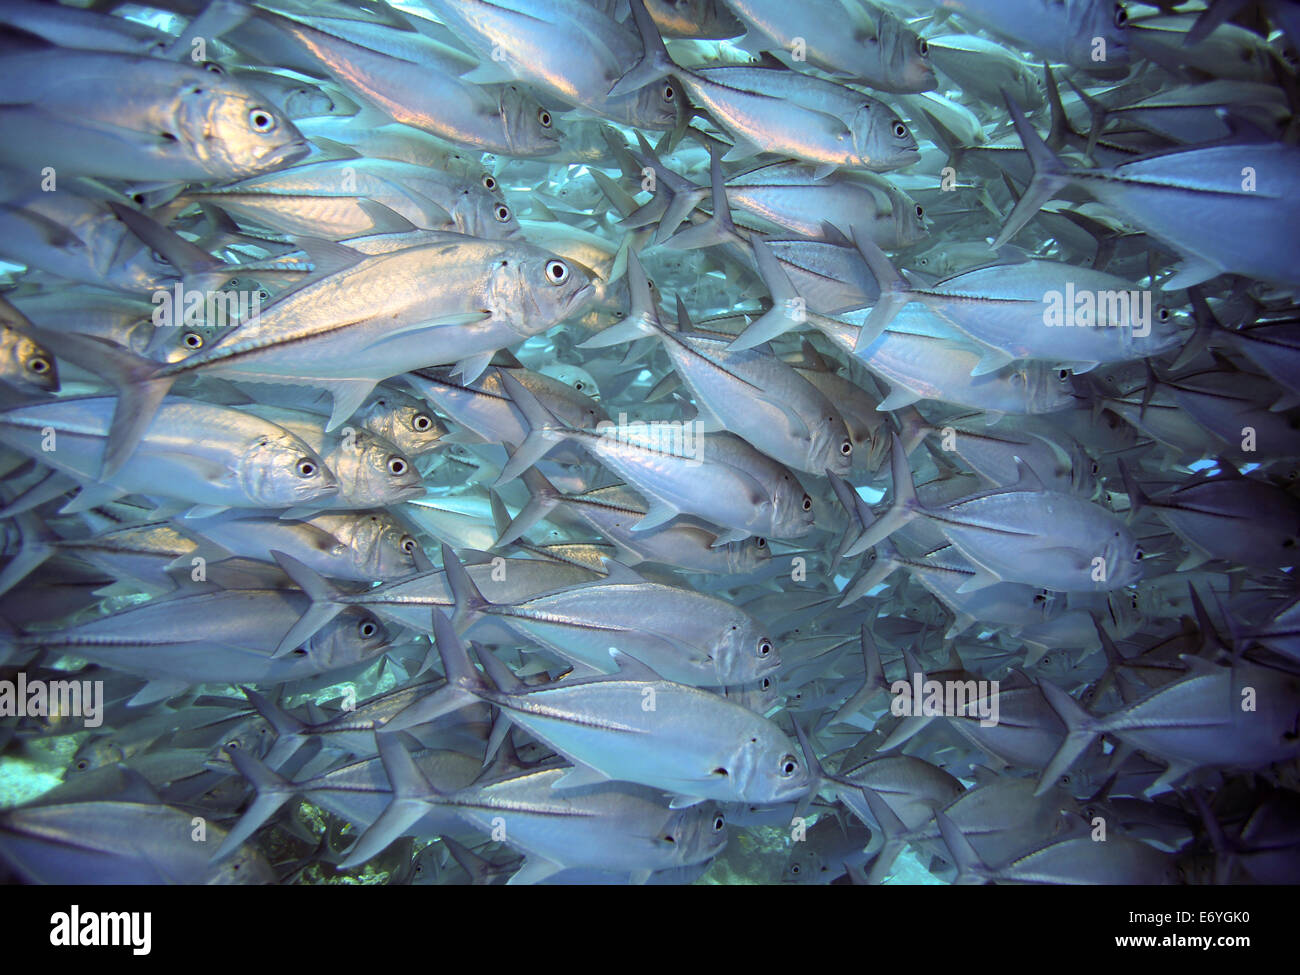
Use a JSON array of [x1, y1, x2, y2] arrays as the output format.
[[482, 174, 497, 191], [663, 83, 675, 101], [713, 815, 725, 831], [226, 740, 239, 751], [248, 109, 277, 133], [413, 413, 433, 431], [761, 677, 771, 690], [1134, 548, 1143, 561], [203, 61, 225, 75], [1091, 461, 1100, 475], [758, 640, 772, 657], [779, 755, 799, 777], [545, 259, 570, 285], [1114, 4, 1127, 26], [295, 458, 318, 478], [400, 535, 417, 554], [257, 290, 269, 301], [1058, 369, 1070, 380], [802, 494, 813, 511], [183, 332, 203, 349], [917, 37, 928, 56], [27, 356, 49, 374], [755, 537, 766, 548], [1157, 305, 1170, 323], [387, 456, 408, 476], [893, 121, 908, 138], [75, 759, 89, 770], [840, 439, 852, 455], [918, 257, 928, 265], [915, 204, 924, 219], [494, 203, 511, 222], [790, 863, 801, 874], [537, 109, 552, 127], [358, 619, 378, 638]]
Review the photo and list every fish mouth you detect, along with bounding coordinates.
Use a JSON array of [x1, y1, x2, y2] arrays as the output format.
[[264, 139, 312, 170], [561, 281, 598, 319]]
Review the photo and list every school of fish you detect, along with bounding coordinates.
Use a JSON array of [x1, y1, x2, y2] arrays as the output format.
[[0, 0, 1299, 885]]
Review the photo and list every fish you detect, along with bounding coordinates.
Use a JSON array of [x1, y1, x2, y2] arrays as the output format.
[[1, 0, 1298, 889]]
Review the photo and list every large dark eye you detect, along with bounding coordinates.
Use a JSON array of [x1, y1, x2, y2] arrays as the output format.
[[28, 356, 50, 374], [1114, 4, 1127, 26], [482, 174, 497, 191], [802, 495, 812, 511], [1134, 548, 1143, 561], [537, 109, 552, 127], [663, 83, 675, 101], [400, 535, 417, 554], [296, 458, 317, 478], [545, 259, 570, 285], [758, 640, 772, 657], [713, 815, 724, 831], [761, 677, 771, 690], [755, 537, 766, 548], [1157, 306, 1170, 323], [1058, 369, 1070, 380], [915, 204, 924, 219], [358, 619, 378, 639], [387, 456, 408, 476], [248, 109, 276, 132], [780, 755, 798, 777], [183, 332, 203, 349], [494, 203, 511, 222], [917, 37, 928, 56], [893, 121, 907, 138], [840, 439, 852, 456], [413, 413, 433, 432]]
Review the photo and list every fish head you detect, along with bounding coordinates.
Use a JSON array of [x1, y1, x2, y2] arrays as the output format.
[[1024, 364, 1082, 413], [309, 610, 391, 668], [1102, 526, 1146, 589], [715, 616, 780, 685], [498, 84, 563, 156], [240, 429, 339, 507], [69, 736, 125, 776], [1105, 586, 1143, 637], [327, 429, 424, 506], [854, 102, 921, 171], [644, 0, 744, 39], [204, 717, 274, 772], [661, 801, 729, 865], [177, 83, 309, 180], [883, 14, 938, 93], [811, 413, 855, 478], [356, 392, 447, 458], [453, 184, 522, 239], [3, 330, 58, 393], [895, 194, 929, 247], [728, 534, 773, 573], [629, 77, 688, 131], [739, 733, 812, 804], [341, 511, 424, 580], [489, 246, 596, 336], [1069, 0, 1130, 73], [771, 470, 817, 539], [782, 846, 828, 884]]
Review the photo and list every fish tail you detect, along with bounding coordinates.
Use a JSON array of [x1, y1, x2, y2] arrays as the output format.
[[29, 326, 175, 479], [239, 686, 309, 769], [1116, 457, 1148, 515], [991, 93, 1072, 250], [845, 432, 920, 555], [0, 511, 56, 599], [213, 746, 299, 863], [381, 606, 486, 733], [268, 550, 346, 656], [1035, 679, 1100, 796], [439, 543, 492, 635], [849, 234, 913, 353], [608, 0, 677, 98], [934, 808, 989, 885], [494, 468, 562, 548], [494, 369, 571, 486], [340, 732, 441, 870]]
